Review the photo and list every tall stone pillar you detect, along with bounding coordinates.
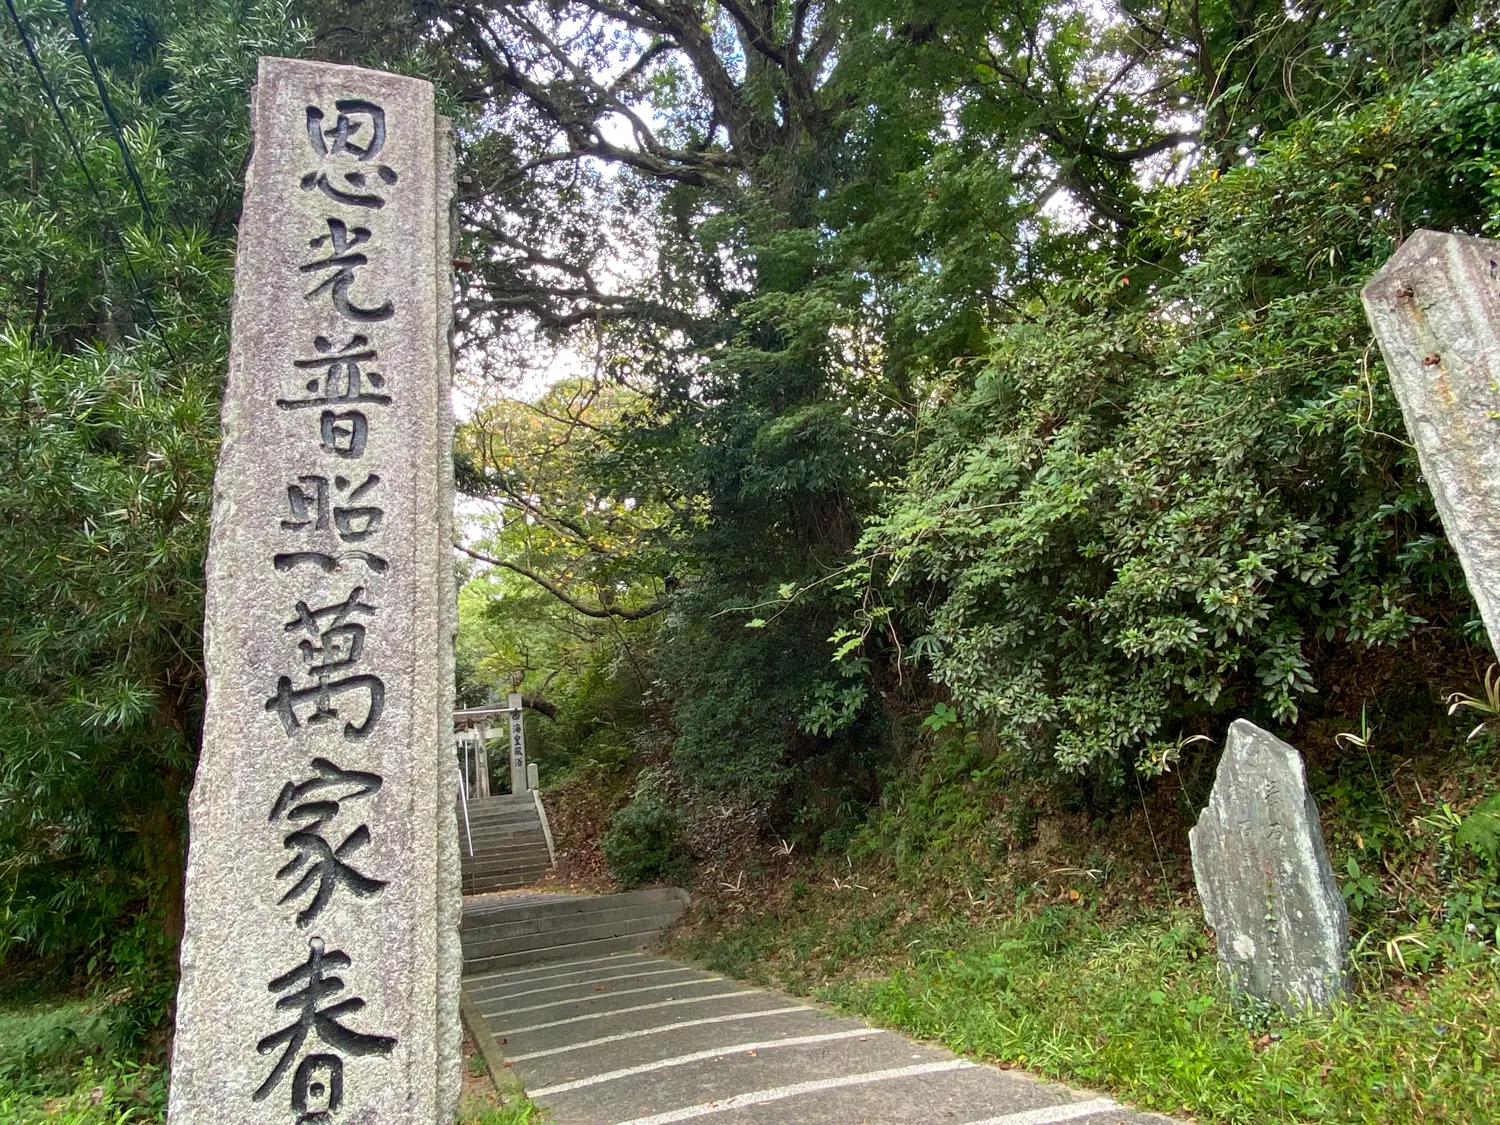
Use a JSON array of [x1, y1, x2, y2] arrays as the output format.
[[169, 57, 460, 1125], [1364, 230, 1500, 660]]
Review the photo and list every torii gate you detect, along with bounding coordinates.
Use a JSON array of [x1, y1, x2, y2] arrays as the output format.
[[454, 694, 531, 799]]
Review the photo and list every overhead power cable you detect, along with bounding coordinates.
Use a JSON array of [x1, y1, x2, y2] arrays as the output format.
[[60, 0, 158, 231], [3, 0, 176, 359], [5, 0, 103, 202]]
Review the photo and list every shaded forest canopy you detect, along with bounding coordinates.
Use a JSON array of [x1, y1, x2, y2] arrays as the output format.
[[3, 0, 1500, 1038]]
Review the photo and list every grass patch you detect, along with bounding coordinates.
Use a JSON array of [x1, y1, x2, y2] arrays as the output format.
[[678, 898, 1500, 1124], [0, 987, 166, 1124], [835, 907, 1500, 1123], [0, 1055, 165, 1125], [0, 997, 109, 1086], [457, 1080, 550, 1125]]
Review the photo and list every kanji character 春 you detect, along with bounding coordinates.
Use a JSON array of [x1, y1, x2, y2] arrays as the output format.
[[254, 937, 395, 1117]]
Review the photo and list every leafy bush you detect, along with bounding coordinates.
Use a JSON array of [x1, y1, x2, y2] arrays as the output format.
[[600, 774, 690, 888], [0, 0, 307, 989], [857, 56, 1500, 778]]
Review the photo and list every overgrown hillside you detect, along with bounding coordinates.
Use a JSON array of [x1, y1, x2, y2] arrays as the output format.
[[3, 0, 1500, 1119], [433, 0, 1500, 901]]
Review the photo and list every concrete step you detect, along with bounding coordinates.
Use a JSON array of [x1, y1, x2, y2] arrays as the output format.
[[462, 828, 547, 847], [462, 864, 552, 882], [463, 915, 671, 965], [466, 811, 543, 826], [462, 859, 553, 881], [459, 889, 689, 972], [463, 835, 549, 852], [465, 825, 545, 839], [464, 795, 537, 815], [462, 840, 552, 858], [463, 931, 673, 975], [462, 887, 685, 926], [462, 872, 549, 895], [462, 866, 550, 884], [461, 833, 548, 851], [461, 899, 680, 947], [463, 861, 550, 879], [462, 843, 550, 862], [461, 890, 684, 930], [463, 812, 543, 831]]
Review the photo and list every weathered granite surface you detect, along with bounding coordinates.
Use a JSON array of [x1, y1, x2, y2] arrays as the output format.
[[169, 58, 458, 1125], [1189, 720, 1348, 1009], [1363, 230, 1500, 661]]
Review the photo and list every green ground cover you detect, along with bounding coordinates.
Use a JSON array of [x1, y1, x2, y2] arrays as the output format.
[[665, 715, 1500, 1125], [675, 899, 1499, 1124], [0, 989, 164, 1125]]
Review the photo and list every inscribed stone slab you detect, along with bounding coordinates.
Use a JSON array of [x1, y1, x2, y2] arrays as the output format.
[[1363, 230, 1500, 661], [169, 57, 459, 1125], [1189, 720, 1348, 1009]]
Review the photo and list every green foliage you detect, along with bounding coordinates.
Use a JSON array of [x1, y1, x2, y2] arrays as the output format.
[[405, 0, 1497, 837], [456, 1086, 549, 1125], [0, 1055, 165, 1125], [858, 52, 1497, 776], [1455, 794, 1500, 868], [0, 0, 306, 1008], [0, 990, 163, 1123], [600, 773, 689, 889], [0, 996, 107, 1087]]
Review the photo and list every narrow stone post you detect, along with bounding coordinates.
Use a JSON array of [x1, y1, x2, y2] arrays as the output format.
[[169, 58, 460, 1125], [508, 692, 527, 793], [476, 719, 491, 798], [1363, 230, 1500, 659]]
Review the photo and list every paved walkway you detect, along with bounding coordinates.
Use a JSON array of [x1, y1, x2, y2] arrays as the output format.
[[464, 950, 1172, 1125]]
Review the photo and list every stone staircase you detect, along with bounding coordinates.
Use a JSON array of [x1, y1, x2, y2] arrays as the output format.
[[460, 887, 690, 974], [459, 792, 553, 895]]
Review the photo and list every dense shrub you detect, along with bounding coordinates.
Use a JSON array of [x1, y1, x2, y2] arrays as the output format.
[[600, 773, 690, 888], [857, 56, 1500, 778]]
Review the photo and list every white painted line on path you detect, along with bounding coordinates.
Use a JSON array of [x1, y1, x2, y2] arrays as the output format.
[[958, 1098, 1121, 1125], [496, 991, 758, 1036], [508, 1007, 812, 1062], [497, 976, 727, 1017], [469, 966, 700, 1003], [529, 1028, 885, 1097], [466, 954, 662, 988], [607, 1059, 977, 1125]]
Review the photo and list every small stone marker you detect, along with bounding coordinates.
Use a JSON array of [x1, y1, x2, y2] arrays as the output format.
[[169, 58, 460, 1124], [1363, 230, 1500, 660], [1189, 720, 1348, 1009], [508, 691, 528, 793]]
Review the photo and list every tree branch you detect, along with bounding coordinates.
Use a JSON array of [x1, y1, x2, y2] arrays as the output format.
[[456, 543, 669, 620]]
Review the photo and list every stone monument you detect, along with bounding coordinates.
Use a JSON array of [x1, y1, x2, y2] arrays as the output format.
[[1363, 230, 1500, 661], [169, 58, 460, 1124], [1189, 720, 1348, 1009], [508, 691, 528, 793]]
